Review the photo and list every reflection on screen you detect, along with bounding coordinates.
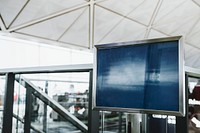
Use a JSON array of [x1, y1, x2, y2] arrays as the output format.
[[96, 41, 179, 111]]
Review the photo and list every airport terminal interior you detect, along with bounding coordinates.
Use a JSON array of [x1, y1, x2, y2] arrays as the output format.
[[1, 0, 200, 133]]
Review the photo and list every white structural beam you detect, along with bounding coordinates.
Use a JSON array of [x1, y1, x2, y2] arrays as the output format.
[[8, 0, 30, 29], [89, 0, 95, 49], [10, 32, 91, 50], [185, 17, 200, 39], [152, 0, 187, 26], [8, 0, 108, 32], [96, 4, 148, 27], [8, 3, 90, 32], [186, 41, 200, 51], [144, 0, 163, 38], [0, 15, 7, 31], [191, 0, 200, 7], [96, 0, 146, 44], [57, 8, 88, 41]]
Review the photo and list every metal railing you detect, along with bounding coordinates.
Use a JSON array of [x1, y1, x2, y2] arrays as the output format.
[[0, 64, 100, 133]]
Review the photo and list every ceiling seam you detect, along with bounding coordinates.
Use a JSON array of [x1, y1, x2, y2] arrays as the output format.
[[185, 16, 200, 39], [7, 3, 90, 32], [57, 8, 88, 41], [169, 18, 196, 35], [88, 0, 112, 49], [191, 0, 200, 8], [150, 27, 200, 51], [186, 28, 200, 37], [93, 0, 110, 4], [186, 53, 197, 61], [7, 0, 108, 32], [14, 32, 89, 49], [186, 41, 200, 50], [153, 0, 188, 26], [193, 57, 200, 67], [144, 0, 163, 39], [96, 0, 146, 44], [153, 16, 191, 27], [96, 4, 148, 27], [151, 27, 170, 36], [8, 0, 30, 29], [0, 14, 7, 31], [189, 56, 200, 67]]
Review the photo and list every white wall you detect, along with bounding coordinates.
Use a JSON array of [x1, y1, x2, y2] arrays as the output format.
[[0, 36, 93, 69]]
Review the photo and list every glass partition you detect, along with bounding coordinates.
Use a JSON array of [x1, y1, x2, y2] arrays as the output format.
[[100, 111, 126, 133]]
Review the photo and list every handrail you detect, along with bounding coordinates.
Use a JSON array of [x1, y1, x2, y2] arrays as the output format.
[[0, 64, 93, 75], [12, 113, 45, 133]]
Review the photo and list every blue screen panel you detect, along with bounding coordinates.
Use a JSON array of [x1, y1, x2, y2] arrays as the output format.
[[96, 40, 179, 112]]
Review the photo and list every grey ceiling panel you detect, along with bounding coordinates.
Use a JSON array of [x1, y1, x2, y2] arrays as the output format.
[[16, 7, 88, 41], [97, 0, 159, 25], [186, 20, 200, 49], [148, 29, 168, 39], [94, 5, 124, 44], [152, 0, 200, 36], [10, 0, 86, 27], [0, 0, 27, 27], [59, 7, 89, 48], [185, 44, 200, 68]]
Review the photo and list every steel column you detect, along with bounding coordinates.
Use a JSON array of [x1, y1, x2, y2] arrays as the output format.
[[176, 74, 188, 133], [2, 73, 15, 133], [88, 70, 100, 133], [24, 84, 33, 133], [43, 81, 48, 132]]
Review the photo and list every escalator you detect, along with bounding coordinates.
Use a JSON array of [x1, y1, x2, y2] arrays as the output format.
[[15, 76, 88, 133], [13, 113, 44, 133]]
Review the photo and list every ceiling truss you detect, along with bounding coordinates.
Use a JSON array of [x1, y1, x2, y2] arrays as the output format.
[[1, 0, 200, 68], [0, 15, 6, 31]]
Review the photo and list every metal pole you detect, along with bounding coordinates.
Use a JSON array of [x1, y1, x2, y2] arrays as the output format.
[[141, 114, 147, 133], [176, 73, 188, 133], [119, 112, 122, 133], [24, 84, 33, 133], [127, 113, 142, 133], [43, 81, 48, 132], [2, 73, 15, 133], [88, 70, 100, 133]]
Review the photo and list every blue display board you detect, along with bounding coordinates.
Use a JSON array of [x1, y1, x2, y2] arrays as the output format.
[[93, 36, 185, 116]]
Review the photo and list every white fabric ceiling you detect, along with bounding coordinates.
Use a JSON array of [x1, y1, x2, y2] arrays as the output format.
[[0, 0, 200, 69]]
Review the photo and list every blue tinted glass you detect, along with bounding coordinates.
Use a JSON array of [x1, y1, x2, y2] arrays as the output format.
[[96, 41, 179, 112]]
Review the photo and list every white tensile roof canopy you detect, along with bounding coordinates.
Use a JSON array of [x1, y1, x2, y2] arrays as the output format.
[[0, 0, 200, 69]]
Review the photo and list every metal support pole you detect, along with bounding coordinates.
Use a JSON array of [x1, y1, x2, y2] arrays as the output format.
[[24, 84, 33, 133], [126, 113, 142, 133], [119, 112, 123, 133], [141, 114, 147, 133], [176, 74, 188, 133], [2, 73, 15, 133], [43, 81, 48, 132], [88, 70, 100, 133]]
